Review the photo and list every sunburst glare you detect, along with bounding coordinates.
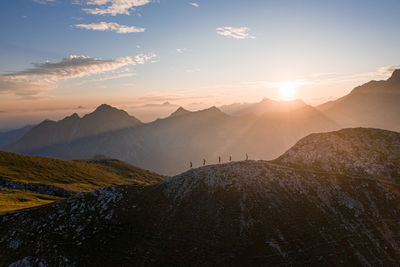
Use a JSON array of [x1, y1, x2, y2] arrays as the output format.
[[279, 82, 297, 100]]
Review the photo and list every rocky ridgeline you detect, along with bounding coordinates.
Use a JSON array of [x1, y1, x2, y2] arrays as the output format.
[[276, 128, 400, 182], [1, 128, 400, 266]]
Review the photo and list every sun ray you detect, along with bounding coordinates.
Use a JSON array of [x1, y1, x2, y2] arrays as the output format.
[[279, 82, 296, 100]]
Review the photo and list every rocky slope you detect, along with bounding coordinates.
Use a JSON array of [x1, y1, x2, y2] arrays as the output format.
[[275, 127, 400, 183], [1, 128, 399, 266]]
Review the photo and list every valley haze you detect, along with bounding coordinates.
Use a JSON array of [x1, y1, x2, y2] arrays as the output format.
[[2, 70, 400, 175]]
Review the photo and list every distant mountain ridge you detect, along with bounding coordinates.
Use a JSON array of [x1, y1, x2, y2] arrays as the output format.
[[318, 69, 400, 131], [5, 69, 400, 175], [220, 98, 306, 115], [6, 104, 141, 152], [1, 128, 399, 265], [168, 106, 191, 117], [0, 125, 34, 149], [6, 104, 338, 175]]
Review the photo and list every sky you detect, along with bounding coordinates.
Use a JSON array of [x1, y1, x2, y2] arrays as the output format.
[[1, 0, 400, 129]]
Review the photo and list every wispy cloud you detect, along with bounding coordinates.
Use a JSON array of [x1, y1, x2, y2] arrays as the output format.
[[134, 53, 157, 64], [0, 54, 156, 96], [33, 0, 56, 4], [189, 2, 199, 7], [378, 65, 400, 75], [72, 16, 85, 21], [83, 0, 151, 16], [176, 48, 187, 54], [216, 26, 255, 39], [75, 22, 145, 34], [185, 68, 200, 73], [83, 72, 136, 83]]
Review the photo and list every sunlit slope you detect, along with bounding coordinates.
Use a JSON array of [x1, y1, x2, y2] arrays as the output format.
[[0, 151, 163, 192], [0, 151, 163, 212], [0, 188, 62, 213]]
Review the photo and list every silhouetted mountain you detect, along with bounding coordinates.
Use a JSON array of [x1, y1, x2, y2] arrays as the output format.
[[168, 106, 191, 117], [318, 69, 400, 131], [7, 105, 338, 175], [9, 69, 400, 175], [0, 125, 34, 148], [220, 98, 306, 116], [6, 104, 141, 152], [1, 128, 399, 265]]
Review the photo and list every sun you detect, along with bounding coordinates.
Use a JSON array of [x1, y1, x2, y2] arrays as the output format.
[[279, 82, 297, 100]]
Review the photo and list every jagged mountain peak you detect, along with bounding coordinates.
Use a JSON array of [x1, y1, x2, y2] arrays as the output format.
[[95, 103, 114, 111], [61, 113, 80, 122], [202, 106, 223, 113], [83, 104, 140, 123], [6, 104, 141, 153], [169, 106, 191, 117], [387, 69, 400, 84], [90, 104, 127, 116]]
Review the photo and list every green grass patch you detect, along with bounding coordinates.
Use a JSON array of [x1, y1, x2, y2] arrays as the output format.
[[0, 188, 63, 213], [0, 151, 163, 212], [0, 151, 163, 193]]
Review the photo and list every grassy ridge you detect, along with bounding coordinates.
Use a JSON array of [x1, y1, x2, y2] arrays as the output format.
[[0, 188, 62, 213], [0, 150, 163, 212], [0, 151, 163, 192]]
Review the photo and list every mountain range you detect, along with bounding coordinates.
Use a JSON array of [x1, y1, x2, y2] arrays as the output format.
[[5, 104, 337, 175], [3, 69, 400, 175], [4, 104, 141, 153], [0, 125, 34, 148], [1, 127, 399, 265]]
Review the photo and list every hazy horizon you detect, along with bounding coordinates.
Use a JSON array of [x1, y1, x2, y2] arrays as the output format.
[[0, 71, 397, 131]]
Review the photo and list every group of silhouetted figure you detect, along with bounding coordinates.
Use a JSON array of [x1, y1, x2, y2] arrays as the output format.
[[189, 153, 249, 169]]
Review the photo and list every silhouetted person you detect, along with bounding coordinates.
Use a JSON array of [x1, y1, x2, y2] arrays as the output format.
[[203, 159, 206, 166], [246, 153, 248, 161], [229, 155, 232, 161], [190, 161, 193, 168], [218, 156, 221, 163]]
